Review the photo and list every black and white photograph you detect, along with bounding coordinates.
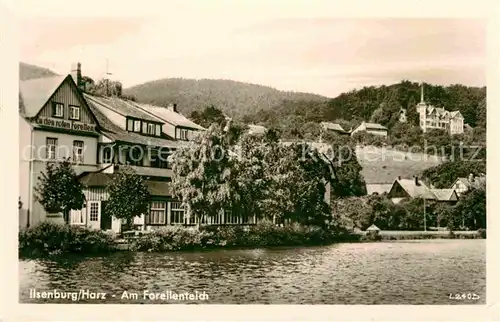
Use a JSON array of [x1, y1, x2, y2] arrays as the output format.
[[1, 0, 498, 319]]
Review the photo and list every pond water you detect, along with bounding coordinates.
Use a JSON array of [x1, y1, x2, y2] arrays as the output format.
[[19, 239, 485, 304]]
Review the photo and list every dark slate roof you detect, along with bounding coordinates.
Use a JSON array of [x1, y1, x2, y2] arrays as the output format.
[[84, 94, 161, 123], [131, 101, 205, 130], [79, 171, 172, 196], [19, 75, 68, 117], [85, 96, 178, 148], [79, 172, 113, 187]]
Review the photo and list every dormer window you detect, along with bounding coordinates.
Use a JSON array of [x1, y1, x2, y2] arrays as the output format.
[[147, 123, 155, 135], [126, 117, 162, 137], [52, 102, 64, 118], [69, 105, 80, 120], [133, 120, 141, 133]]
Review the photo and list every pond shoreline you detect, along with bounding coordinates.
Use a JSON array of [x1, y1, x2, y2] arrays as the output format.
[[19, 229, 485, 260]]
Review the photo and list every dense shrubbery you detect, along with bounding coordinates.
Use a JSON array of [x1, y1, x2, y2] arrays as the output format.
[[19, 222, 115, 257], [333, 185, 487, 232], [129, 221, 346, 252]]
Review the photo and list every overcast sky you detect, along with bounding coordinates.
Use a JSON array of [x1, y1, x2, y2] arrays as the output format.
[[19, 3, 486, 97]]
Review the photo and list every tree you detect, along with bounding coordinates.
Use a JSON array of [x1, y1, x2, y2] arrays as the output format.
[[189, 105, 227, 128], [454, 184, 486, 230], [34, 159, 85, 225], [106, 166, 151, 231], [172, 124, 238, 224], [422, 160, 486, 188]]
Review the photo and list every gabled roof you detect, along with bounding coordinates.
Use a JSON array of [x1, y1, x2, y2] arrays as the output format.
[[430, 189, 457, 201], [366, 224, 381, 231], [79, 172, 172, 196], [19, 75, 68, 117], [454, 176, 486, 189], [84, 94, 162, 123], [392, 178, 436, 199], [85, 96, 178, 148], [321, 122, 346, 132], [130, 101, 204, 130], [363, 122, 387, 130], [449, 111, 463, 119], [366, 183, 393, 195]]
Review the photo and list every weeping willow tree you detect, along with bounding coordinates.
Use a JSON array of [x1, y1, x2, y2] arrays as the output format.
[[171, 124, 239, 225]]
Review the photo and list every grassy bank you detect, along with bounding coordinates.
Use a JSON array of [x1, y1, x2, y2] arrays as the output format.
[[18, 221, 354, 257], [128, 222, 356, 252], [19, 222, 485, 258], [19, 222, 116, 257], [358, 229, 486, 241]]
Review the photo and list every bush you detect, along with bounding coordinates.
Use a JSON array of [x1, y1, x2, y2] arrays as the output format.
[[19, 222, 115, 257], [131, 221, 341, 252], [477, 228, 486, 239]]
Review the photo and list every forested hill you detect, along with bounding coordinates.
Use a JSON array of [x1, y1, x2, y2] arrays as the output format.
[[245, 80, 486, 132], [123, 78, 328, 118], [19, 62, 58, 80]]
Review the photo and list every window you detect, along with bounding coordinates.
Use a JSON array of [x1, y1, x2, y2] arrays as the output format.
[[127, 119, 134, 131], [170, 202, 185, 224], [142, 122, 148, 134], [46, 138, 58, 160], [148, 201, 166, 224], [181, 129, 188, 140], [73, 140, 84, 163], [134, 120, 141, 133], [69, 105, 80, 120], [151, 148, 171, 169], [147, 123, 156, 136], [155, 124, 161, 137], [89, 202, 99, 221], [52, 102, 64, 118], [127, 146, 143, 166], [176, 128, 189, 140], [101, 145, 113, 163]]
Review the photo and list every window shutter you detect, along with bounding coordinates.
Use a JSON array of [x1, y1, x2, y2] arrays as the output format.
[[51, 102, 56, 116]]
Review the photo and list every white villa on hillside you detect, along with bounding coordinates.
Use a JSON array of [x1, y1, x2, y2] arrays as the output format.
[[416, 83, 464, 135]]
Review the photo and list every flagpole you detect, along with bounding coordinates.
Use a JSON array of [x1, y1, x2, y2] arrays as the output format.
[[423, 197, 427, 231]]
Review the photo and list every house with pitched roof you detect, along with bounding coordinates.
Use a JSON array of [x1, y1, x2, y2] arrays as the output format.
[[416, 83, 464, 134], [387, 176, 458, 204], [19, 70, 102, 227], [21, 62, 270, 232], [320, 122, 349, 135], [350, 121, 388, 137], [449, 173, 486, 196]]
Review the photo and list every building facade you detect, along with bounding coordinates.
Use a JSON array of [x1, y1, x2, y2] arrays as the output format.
[[416, 83, 464, 134], [20, 63, 334, 233], [19, 74, 101, 228]]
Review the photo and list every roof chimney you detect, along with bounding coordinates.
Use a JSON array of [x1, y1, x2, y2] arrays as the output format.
[[167, 103, 178, 113], [398, 176, 401, 181], [414, 175, 420, 186], [469, 173, 474, 183], [71, 62, 82, 89]]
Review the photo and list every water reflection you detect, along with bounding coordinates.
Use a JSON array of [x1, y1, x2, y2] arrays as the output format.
[[19, 240, 486, 304]]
